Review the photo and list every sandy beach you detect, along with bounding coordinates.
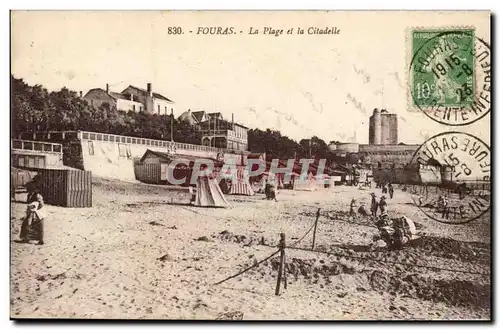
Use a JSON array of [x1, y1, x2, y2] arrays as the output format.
[[10, 178, 491, 320]]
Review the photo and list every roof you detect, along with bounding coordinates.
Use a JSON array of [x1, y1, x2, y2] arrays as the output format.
[[207, 112, 223, 119], [247, 153, 265, 159], [178, 110, 198, 124], [197, 119, 249, 130], [191, 111, 207, 123], [124, 85, 174, 103], [109, 91, 130, 101], [140, 149, 173, 163], [233, 122, 249, 129], [84, 88, 112, 98], [84, 88, 141, 102]]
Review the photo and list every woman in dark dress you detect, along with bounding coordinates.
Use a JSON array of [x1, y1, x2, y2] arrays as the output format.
[[20, 183, 45, 245]]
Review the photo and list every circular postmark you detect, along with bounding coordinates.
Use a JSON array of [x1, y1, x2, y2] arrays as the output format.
[[407, 131, 490, 224], [409, 30, 491, 126]]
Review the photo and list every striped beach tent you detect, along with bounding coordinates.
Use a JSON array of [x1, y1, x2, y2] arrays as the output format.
[[229, 167, 255, 196], [194, 174, 230, 208]]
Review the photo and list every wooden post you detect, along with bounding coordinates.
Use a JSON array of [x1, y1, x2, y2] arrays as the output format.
[[283, 249, 287, 290], [170, 108, 174, 142], [275, 233, 285, 296], [312, 208, 321, 250]]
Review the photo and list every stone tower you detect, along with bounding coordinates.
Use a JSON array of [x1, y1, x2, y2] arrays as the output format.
[[369, 108, 382, 145], [369, 108, 398, 145]]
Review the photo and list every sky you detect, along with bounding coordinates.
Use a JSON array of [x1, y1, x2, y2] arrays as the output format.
[[11, 11, 491, 145]]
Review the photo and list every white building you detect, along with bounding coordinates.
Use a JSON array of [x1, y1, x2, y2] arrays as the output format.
[[83, 83, 174, 115]]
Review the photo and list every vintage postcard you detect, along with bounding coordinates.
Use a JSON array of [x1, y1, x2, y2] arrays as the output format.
[[10, 11, 491, 320]]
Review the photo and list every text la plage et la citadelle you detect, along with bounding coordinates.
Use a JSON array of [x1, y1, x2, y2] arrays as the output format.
[[167, 26, 341, 36]]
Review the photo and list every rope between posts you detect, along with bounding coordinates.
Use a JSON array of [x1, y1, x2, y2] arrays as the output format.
[[289, 220, 316, 247], [213, 249, 280, 286]]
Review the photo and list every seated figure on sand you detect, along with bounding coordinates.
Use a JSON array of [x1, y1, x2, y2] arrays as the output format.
[[371, 212, 417, 251]]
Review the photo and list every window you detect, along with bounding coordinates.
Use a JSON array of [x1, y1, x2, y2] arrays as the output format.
[[12, 140, 22, 149], [110, 136, 115, 142], [118, 143, 127, 157], [53, 145, 62, 153], [18, 156, 25, 167], [28, 156, 35, 168], [43, 144, 52, 152], [82, 132, 89, 139], [133, 105, 136, 112], [24, 142, 33, 150], [89, 133, 96, 140], [126, 137, 131, 143], [37, 156, 45, 168], [158, 105, 161, 114], [88, 141, 94, 155], [33, 143, 43, 151], [132, 138, 136, 144], [66, 132, 78, 140], [103, 135, 109, 141], [140, 106, 143, 112], [96, 134, 103, 141], [121, 137, 126, 143]]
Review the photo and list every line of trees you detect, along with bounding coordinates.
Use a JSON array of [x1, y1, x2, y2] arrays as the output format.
[[11, 75, 339, 165], [11, 75, 200, 144], [247, 129, 337, 162]]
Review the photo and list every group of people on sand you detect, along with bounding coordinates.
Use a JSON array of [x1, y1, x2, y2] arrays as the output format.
[[348, 184, 417, 250], [349, 192, 389, 218]]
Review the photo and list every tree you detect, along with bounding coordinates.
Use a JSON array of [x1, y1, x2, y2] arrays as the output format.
[[248, 128, 301, 161], [11, 76, 52, 134]]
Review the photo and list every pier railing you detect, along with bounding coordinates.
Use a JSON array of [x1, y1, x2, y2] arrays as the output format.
[[20, 130, 249, 155]]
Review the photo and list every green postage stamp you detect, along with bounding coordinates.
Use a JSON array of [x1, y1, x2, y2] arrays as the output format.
[[411, 29, 475, 109], [408, 27, 491, 126]]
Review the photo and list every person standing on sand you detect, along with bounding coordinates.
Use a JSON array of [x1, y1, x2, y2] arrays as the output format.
[[388, 183, 394, 199], [379, 195, 388, 214], [20, 183, 45, 245], [442, 195, 449, 219], [370, 193, 378, 217], [349, 198, 356, 217]]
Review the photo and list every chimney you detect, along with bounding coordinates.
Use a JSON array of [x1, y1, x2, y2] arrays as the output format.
[[232, 113, 234, 130], [106, 83, 109, 93], [147, 83, 152, 97], [79, 91, 83, 98]]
